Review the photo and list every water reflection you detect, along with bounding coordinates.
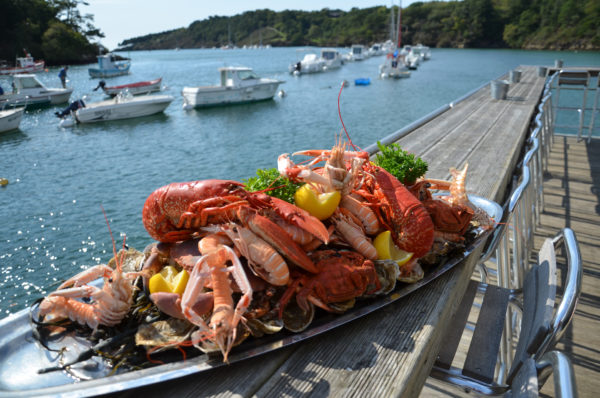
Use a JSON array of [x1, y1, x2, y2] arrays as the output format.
[[0, 129, 29, 147]]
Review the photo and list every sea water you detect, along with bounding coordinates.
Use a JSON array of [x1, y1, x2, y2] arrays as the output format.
[[0, 47, 598, 317]]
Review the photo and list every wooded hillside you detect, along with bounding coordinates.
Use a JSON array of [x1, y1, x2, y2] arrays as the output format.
[[119, 0, 599, 51], [0, 0, 103, 65]]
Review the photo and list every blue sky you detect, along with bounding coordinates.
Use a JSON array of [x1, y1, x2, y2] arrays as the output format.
[[85, 0, 434, 49]]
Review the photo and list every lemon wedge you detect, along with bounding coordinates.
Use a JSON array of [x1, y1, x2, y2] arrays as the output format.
[[294, 184, 341, 220], [373, 230, 414, 266], [149, 266, 189, 295]]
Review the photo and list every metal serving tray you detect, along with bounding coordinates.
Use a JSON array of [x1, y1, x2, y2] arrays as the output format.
[[0, 195, 501, 398]]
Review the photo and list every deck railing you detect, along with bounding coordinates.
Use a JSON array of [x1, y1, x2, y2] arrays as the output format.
[[549, 69, 599, 142]]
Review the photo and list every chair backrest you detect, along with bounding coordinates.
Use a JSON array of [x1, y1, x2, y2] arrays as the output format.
[[508, 238, 556, 381], [507, 228, 582, 383], [508, 351, 578, 398]]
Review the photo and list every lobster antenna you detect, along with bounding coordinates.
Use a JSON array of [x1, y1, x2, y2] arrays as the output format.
[[101, 205, 125, 270], [337, 81, 359, 151]]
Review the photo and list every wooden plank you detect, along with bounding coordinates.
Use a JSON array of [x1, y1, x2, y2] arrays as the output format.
[[462, 285, 510, 382], [434, 279, 479, 370]]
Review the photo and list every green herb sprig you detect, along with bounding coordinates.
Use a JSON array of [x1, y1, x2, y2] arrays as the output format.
[[373, 141, 428, 185], [243, 168, 302, 204]]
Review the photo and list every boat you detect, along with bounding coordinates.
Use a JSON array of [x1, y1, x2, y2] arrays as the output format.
[[289, 53, 325, 75], [58, 92, 173, 126], [320, 48, 344, 70], [0, 106, 24, 133], [88, 53, 131, 78], [95, 78, 163, 97], [411, 43, 431, 61], [379, 52, 411, 79], [0, 74, 73, 107], [0, 52, 45, 75], [368, 43, 385, 57], [182, 66, 283, 109], [346, 44, 368, 61], [401, 46, 420, 70], [379, 3, 410, 79]]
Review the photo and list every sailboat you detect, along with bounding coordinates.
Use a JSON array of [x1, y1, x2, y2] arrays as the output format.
[[379, 1, 411, 79]]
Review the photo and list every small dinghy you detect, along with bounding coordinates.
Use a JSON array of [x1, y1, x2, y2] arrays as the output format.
[[94, 78, 163, 97]]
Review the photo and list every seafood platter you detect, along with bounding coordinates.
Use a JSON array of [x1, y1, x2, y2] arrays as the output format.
[[0, 139, 501, 397]]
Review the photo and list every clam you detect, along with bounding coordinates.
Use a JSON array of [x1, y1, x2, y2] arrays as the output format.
[[246, 316, 284, 338], [327, 298, 356, 313], [282, 299, 315, 333], [135, 318, 194, 353]]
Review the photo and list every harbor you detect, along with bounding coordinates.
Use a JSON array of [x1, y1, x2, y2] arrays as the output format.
[[0, 48, 599, 396]]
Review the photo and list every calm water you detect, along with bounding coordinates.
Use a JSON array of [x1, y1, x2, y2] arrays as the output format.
[[1, 48, 598, 317]]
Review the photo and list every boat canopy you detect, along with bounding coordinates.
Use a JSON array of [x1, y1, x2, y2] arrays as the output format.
[[219, 67, 259, 86], [12, 74, 44, 90]]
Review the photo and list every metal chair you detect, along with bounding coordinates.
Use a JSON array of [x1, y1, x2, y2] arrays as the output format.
[[430, 228, 582, 395]]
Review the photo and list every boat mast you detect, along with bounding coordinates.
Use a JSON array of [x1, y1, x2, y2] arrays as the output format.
[[397, 1, 402, 48], [390, 2, 396, 46]]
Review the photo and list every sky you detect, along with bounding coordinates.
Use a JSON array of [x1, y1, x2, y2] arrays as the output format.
[[84, 0, 431, 50]]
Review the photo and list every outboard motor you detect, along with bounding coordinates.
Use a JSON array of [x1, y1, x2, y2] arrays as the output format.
[[55, 99, 86, 118]]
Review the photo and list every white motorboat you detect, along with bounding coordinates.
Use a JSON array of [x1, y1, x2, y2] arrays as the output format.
[[289, 53, 325, 75], [182, 66, 283, 109], [369, 43, 385, 57], [320, 49, 343, 70], [0, 52, 45, 75], [0, 74, 73, 107], [346, 44, 368, 61], [411, 44, 431, 61], [401, 46, 420, 69], [379, 52, 411, 79], [0, 106, 24, 133], [59, 92, 173, 126]]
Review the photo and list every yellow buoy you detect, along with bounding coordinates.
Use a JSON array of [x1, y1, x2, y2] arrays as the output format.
[[0, 178, 8, 187]]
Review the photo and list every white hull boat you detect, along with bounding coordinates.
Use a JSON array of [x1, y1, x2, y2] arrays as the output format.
[[60, 93, 173, 125], [0, 54, 45, 75], [0, 107, 24, 132], [347, 44, 368, 61], [379, 53, 411, 79], [289, 53, 325, 75], [182, 67, 283, 109], [320, 49, 343, 70], [0, 74, 72, 107]]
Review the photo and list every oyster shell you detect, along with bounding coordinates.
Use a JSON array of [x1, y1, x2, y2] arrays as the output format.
[[283, 299, 315, 333], [135, 318, 194, 353], [371, 260, 400, 296], [108, 247, 145, 273], [398, 262, 425, 284]]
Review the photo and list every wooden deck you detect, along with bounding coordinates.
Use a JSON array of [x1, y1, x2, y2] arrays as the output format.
[[422, 135, 600, 397]]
